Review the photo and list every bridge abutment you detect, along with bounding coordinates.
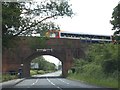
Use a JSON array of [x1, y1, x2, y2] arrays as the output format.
[[62, 49, 73, 77], [62, 61, 73, 77], [22, 61, 30, 77]]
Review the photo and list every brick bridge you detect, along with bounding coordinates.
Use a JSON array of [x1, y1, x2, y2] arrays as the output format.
[[2, 36, 86, 77]]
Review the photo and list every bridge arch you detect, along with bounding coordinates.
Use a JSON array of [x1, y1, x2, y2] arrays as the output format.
[[21, 51, 67, 77]]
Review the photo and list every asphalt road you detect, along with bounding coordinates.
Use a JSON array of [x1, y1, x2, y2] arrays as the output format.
[[2, 71, 117, 90]]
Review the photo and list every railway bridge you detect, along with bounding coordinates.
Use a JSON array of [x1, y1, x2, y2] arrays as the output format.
[[2, 36, 86, 77]]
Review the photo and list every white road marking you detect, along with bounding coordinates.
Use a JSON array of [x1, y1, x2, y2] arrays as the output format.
[[31, 79, 39, 86], [58, 79, 69, 85], [47, 78, 55, 86], [46, 77, 63, 90]]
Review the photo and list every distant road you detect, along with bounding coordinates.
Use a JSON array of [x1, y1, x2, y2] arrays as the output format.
[[33, 70, 62, 77], [2, 71, 117, 90]]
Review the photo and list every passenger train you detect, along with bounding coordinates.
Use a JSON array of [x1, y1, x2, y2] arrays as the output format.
[[45, 30, 113, 43]]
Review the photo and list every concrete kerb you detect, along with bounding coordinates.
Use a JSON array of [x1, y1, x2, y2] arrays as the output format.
[[1, 78, 26, 88], [13, 78, 26, 86]]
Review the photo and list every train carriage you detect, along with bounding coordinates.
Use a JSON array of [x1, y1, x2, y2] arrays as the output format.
[[46, 30, 113, 43]]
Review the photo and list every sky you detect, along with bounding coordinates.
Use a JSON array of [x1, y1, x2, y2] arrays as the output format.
[[42, 55, 61, 67], [53, 0, 119, 35], [34, 0, 119, 66]]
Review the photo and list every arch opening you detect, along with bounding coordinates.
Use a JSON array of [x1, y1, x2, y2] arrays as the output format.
[[30, 55, 62, 77], [21, 51, 73, 78]]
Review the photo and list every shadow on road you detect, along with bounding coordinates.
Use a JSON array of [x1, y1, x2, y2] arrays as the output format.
[[27, 76, 64, 79], [2, 88, 118, 90]]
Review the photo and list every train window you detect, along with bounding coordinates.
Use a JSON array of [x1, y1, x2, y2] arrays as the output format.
[[76, 34, 79, 38], [61, 33, 64, 36], [59, 32, 111, 41], [106, 36, 111, 39], [72, 34, 75, 37]]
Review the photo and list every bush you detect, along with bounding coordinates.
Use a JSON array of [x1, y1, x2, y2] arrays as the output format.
[[102, 59, 118, 74], [37, 70, 45, 74], [30, 70, 37, 76], [68, 44, 119, 88], [2, 74, 18, 82], [82, 63, 104, 78], [45, 71, 52, 73]]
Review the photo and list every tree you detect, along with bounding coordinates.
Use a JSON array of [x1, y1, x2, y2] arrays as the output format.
[[72, 44, 119, 78], [2, 0, 74, 47], [31, 56, 56, 71], [2, 2, 21, 36], [2, 2, 22, 47], [110, 2, 120, 35]]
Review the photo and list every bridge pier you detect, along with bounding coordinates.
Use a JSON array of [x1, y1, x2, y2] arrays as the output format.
[[62, 49, 73, 77], [62, 60, 73, 77], [22, 61, 30, 77]]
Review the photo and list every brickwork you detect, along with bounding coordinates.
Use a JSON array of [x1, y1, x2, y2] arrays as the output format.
[[2, 37, 85, 77]]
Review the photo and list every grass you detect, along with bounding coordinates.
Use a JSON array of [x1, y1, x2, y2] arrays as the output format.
[[0, 74, 2, 83], [2, 74, 18, 82], [68, 73, 118, 88]]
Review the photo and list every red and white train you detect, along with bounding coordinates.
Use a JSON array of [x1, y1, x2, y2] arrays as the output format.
[[45, 30, 113, 43]]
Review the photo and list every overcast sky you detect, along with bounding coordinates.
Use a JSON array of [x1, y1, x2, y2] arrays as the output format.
[[53, 0, 119, 35], [34, 0, 119, 66]]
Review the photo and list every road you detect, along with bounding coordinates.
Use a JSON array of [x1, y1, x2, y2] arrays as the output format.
[[2, 71, 117, 90]]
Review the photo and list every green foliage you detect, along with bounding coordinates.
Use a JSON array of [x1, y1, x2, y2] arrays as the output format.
[[82, 64, 104, 78], [30, 70, 38, 76], [2, 74, 18, 82], [37, 70, 45, 74], [2, 2, 22, 48], [28, 37, 49, 49], [68, 73, 118, 88], [30, 70, 45, 76], [102, 59, 118, 74], [2, 1, 74, 48], [85, 44, 118, 66], [2, 2, 21, 35], [30, 69, 55, 76], [31, 56, 56, 71], [110, 2, 120, 34], [70, 43, 119, 87]]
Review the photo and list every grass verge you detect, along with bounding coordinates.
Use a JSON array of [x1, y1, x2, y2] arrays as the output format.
[[68, 73, 118, 88], [2, 74, 18, 82]]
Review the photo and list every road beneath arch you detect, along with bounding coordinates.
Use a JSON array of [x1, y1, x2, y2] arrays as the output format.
[[2, 71, 116, 90]]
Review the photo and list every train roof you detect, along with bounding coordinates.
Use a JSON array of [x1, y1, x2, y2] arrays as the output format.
[[48, 30, 112, 37], [60, 31, 111, 37]]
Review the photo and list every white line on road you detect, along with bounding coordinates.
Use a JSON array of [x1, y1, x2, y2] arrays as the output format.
[[46, 77, 63, 90], [31, 79, 39, 86], [47, 78, 55, 86], [57, 79, 69, 85]]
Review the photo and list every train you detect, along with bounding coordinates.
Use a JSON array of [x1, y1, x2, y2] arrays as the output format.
[[45, 30, 113, 43]]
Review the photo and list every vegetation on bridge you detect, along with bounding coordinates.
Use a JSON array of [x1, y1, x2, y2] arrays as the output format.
[[28, 37, 49, 49], [68, 43, 119, 88]]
